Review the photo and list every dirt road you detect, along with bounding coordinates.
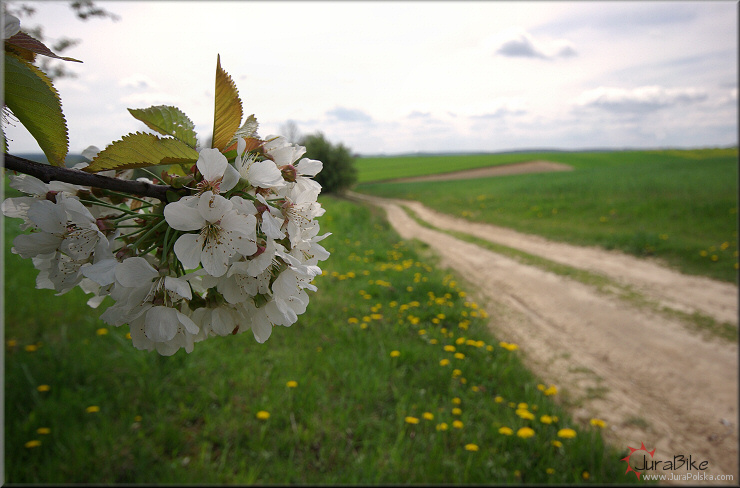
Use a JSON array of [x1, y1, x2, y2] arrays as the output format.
[[348, 187, 738, 485]]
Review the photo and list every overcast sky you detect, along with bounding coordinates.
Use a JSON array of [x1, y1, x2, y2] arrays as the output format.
[[4, 1, 738, 156]]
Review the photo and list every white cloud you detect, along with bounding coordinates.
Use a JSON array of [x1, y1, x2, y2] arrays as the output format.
[[326, 107, 373, 123], [574, 86, 708, 113], [119, 91, 180, 107], [118, 73, 158, 90], [492, 28, 577, 60]]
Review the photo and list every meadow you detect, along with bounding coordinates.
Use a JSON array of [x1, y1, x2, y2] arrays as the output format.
[[356, 148, 739, 283], [4, 191, 640, 484]]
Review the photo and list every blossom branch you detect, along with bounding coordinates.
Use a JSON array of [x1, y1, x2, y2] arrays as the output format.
[[3, 153, 179, 201]]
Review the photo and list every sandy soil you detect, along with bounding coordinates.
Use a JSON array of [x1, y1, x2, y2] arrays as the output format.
[[347, 164, 738, 484]]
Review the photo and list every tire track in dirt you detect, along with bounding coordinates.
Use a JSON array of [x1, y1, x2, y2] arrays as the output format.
[[348, 191, 738, 485]]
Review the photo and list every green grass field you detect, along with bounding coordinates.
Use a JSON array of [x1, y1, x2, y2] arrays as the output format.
[[355, 148, 739, 283], [4, 193, 640, 484]]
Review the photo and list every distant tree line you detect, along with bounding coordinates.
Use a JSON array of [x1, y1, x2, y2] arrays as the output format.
[[279, 120, 357, 194]]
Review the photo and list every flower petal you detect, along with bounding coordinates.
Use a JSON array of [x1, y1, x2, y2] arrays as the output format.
[[196, 148, 228, 182], [296, 158, 323, 176], [164, 276, 192, 300], [249, 159, 285, 188], [230, 195, 258, 216], [221, 164, 240, 192], [12, 232, 62, 258], [177, 311, 200, 335], [197, 191, 231, 223], [144, 306, 178, 342], [174, 233, 203, 270], [115, 256, 158, 287], [27, 200, 66, 234], [164, 195, 204, 231], [81, 258, 118, 286]]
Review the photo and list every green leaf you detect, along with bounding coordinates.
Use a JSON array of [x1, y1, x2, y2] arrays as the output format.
[[3, 53, 68, 166], [83, 132, 199, 173], [5, 32, 83, 63], [128, 105, 198, 148], [229, 114, 258, 146], [212, 54, 243, 151]]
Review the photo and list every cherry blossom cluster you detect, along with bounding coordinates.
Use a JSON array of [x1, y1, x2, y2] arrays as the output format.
[[2, 136, 329, 355]]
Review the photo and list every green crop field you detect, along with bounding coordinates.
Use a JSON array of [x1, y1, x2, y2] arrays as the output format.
[[355, 148, 739, 283], [356, 152, 562, 183], [4, 192, 641, 484]]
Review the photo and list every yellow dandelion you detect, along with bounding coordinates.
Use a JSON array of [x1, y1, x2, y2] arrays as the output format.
[[86, 405, 100, 413], [516, 409, 535, 420], [360, 323, 368, 329], [134, 415, 142, 422], [452, 407, 462, 416], [455, 337, 466, 345], [36, 427, 50, 435], [96, 328, 108, 336], [37, 384, 50, 392], [452, 397, 462, 405], [557, 428, 577, 438], [390, 350, 401, 358], [590, 418, 606, 428], [348, 317, 359, 324], [546, 468, 555, 475], [422, 412, 434, 421], [430, 339, 439, 345], [486, 345, 494, 351], [471, 386, 480, 392], [439, 359, 450, 366], [540, 415, 553, 424], [464, 443, 479, 451], [454, 352, 465, 359], [517, 427, 535, 439], [418, 329, 427, 335], [551, 440, 563, 448], [24, 344, 38, 352], [406, 286, 413, 292], [517, 403, 528, 409], [582, 472, 590, 480], [458, 291, 466, 298], [405, 416, 420, 425], [6, 339, 17, 347], [436, 422, 449, 431], [25, 440, 41, 448], [452, 420, 464, 429], [444, 345, 456, 352], [452, 369, 462, 377], [544, 385, 558, 396], [494, 396, 503, 403], [286, 380, 298, 388], [537, 384, 546, 391], [256, 410, 270, 420]]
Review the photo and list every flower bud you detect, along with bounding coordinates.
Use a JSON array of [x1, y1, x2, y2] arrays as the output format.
[[279, 164, 297, 183], [116, 247, 134, 260], [95, 218, 114, 232]]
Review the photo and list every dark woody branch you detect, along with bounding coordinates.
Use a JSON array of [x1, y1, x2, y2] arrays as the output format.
[[3, 153, 178, 202]]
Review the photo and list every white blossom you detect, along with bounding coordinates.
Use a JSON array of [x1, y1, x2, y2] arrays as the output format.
[[164, 190, 258, 277]]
